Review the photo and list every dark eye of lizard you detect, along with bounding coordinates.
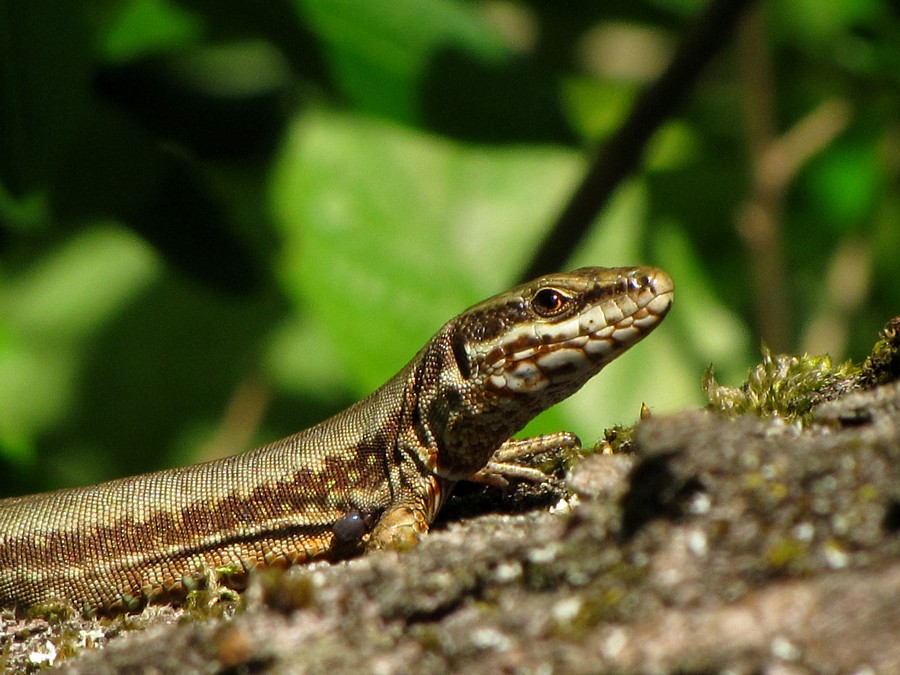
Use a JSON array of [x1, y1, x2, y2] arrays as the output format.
[[531, 287, 571, 317]]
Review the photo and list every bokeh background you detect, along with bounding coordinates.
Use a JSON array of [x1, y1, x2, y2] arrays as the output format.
[[1, 0, 898, 496]]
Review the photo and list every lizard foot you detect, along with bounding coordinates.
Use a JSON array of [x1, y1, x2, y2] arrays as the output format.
[[368, 505, 430, 552], [468, 431, 581, 489]]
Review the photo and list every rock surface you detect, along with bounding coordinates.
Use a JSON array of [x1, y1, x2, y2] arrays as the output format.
[[2, 379, 897, 673]]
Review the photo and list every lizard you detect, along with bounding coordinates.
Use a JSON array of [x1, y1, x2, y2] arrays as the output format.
[[0, 265, 673, 614]]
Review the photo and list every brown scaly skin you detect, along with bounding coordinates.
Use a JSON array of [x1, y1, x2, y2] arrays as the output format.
[[0, 266, 673, 614]]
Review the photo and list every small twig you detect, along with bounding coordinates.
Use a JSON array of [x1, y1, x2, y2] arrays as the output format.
[[801, 239, 871, 357], [736, 6, 787, 351], [760, 99, 852, 193], [196, 373, 270, 462], [737, 6, 851, 351]]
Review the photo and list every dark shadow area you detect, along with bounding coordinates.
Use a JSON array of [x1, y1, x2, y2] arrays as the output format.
[[420, 47, 575, 145], [619, 452, 704, 540]]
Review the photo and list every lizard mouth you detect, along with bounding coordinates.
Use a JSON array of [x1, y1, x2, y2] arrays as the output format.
[[481, 269, 674, 395]]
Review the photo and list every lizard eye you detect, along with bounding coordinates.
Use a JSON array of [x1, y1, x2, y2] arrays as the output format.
[[531, 287, 571, 317]]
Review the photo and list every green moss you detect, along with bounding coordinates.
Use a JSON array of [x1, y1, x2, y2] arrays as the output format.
[[25, 600, 77, 622], [705, 318, 900, 425], [595, 423, 637, 455], [256, 569, 317, 612], [765, 537, 809, 570], [857, 484, 880, 502], [859, 317, 900, 388], [743, 473, 765, 490], [546, 561, 647, 637], [183, 585, 242, 618], [181, 565, 245, 619], [704, 347, 859, 424], [412, 624, 444, 653]]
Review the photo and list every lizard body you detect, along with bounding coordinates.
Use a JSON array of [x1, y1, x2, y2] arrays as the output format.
[[0, 266, 673, 613]]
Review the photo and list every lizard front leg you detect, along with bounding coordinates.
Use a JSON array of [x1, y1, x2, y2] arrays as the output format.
[[368, 432, 579, 551]]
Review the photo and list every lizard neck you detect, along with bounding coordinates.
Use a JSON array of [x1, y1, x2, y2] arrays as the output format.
[[398, 327, 525, 480]]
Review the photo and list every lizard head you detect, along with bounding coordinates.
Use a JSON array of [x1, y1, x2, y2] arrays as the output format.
[[454, 265, 674, 402]]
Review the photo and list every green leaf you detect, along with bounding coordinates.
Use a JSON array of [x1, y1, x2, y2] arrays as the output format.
[[772, 0, 884, 47], [99, 0, 204, 62], [296, 0, 572, 142], [299, 0, 504, 124], [270, 110, 579, 391], [0, 226, 160, 468], [803, 138, 883, 233]]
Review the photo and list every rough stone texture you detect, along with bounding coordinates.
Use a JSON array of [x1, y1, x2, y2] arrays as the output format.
[[4, 381, 900, 673]]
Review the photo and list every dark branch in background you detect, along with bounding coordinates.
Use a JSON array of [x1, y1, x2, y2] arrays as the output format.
[[737, 7, 789, 351], [520, 0, 757, 282]]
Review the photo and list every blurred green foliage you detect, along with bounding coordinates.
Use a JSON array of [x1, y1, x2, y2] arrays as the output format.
[[0, 0, 897, 495]]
